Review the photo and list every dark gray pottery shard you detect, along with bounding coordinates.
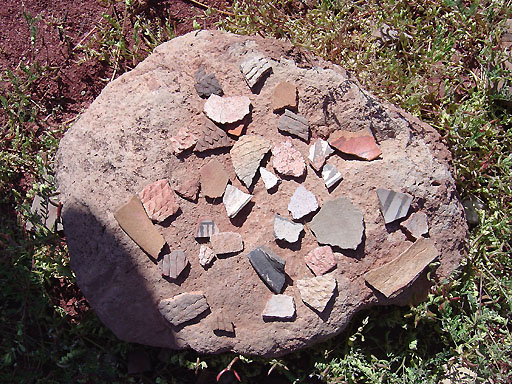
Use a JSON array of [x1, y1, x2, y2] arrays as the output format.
[[194, 67, 223, 98], [247, 246, 286, 293], [277, 109, 310, 141]]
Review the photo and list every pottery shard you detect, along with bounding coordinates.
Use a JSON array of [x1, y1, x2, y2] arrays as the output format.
[[222, 184, 253, 218], [170, 127, 198, 155], [194, 119, 233, 152], [308, 139, 334, 171], [272, 82, 297, 112], [195, 218, 219, 239], [376, 188, 413, 224], [198, 245, 216, 268], [329, 129, 382, 161], [288, 185, 318, 220], [273, 214, 304, 243], [262, 294, 296, 321], [401, 212, 429, 239], [158, 292, 209, 326], [310, 197, 364, 250], [203, 94, 251, 125], [247, 246, 286, 293], [297, 276, 337, 313], [259, 167, 281, 191], [322, 163, 343, 189], [174, 176, 200, 201], [194, 67, 223, 98], [200, 159, 229, 198], [26, 195, 63, 232], [365, 238, 439, 298], [240, 54, 272, 88], [210, 232, 243, 255], [272, 139, 306, 178], [114, 195, 165, 258], [160, 250, 189, 279], [305, 246, 337, 276], [213, 313, 234, 333], [139, 179, 180, 222], [277, 109, 309, 141], [230, 135, 271, 187]]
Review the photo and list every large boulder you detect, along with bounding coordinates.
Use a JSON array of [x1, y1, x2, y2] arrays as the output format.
[[55, 30, 467, 356]]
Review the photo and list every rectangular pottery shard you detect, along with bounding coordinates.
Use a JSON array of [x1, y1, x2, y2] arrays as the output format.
[[277, 109, 310, 141], [364, 238, 439, 298], [158, 292, 209, 326], [114, 195, 165, 258], [240, 55, 272, 88]]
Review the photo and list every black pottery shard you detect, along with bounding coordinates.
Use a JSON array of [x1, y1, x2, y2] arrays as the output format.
[[194, 67, 223, 98], [247, 246, 286, 293]]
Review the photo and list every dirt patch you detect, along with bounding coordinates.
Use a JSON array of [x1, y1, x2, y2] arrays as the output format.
[[0, 0, 232, 124]]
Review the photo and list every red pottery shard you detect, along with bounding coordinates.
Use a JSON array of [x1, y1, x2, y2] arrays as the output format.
[[329, 129, 382, 161]]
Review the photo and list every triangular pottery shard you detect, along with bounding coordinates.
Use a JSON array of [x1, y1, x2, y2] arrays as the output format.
[[114, 195, 166, 258], [329, 129, 382, 161], [364, 238, 439, 298]]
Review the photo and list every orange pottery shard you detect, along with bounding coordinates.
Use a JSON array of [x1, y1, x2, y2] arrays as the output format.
[[329, 129, 382, 161]]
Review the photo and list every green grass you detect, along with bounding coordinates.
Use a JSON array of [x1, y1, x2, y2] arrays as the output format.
[[1, 0, 511, 382]]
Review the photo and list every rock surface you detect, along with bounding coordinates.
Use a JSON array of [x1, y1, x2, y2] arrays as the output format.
[[230, 135, 271, 187], [288, 185, 318, 220], [272, 139, 306, 178], [262, 295, 296, 321], [114, 195, 165, 258], [274, 214, 304, 243], [56, 30, 467, 357], [297, 276, 337, 312], [204, 94, 251, 124], [158, 292, 209, 326], [139, 179, 180, 222], [310, 198, 364, 250]]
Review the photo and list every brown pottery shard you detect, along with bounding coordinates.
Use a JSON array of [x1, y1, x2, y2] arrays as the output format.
[[364, 238, 439, 298], [114, 195, 165, 258], [200, 159, 229, 198], [329, 129, 382, 161]]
